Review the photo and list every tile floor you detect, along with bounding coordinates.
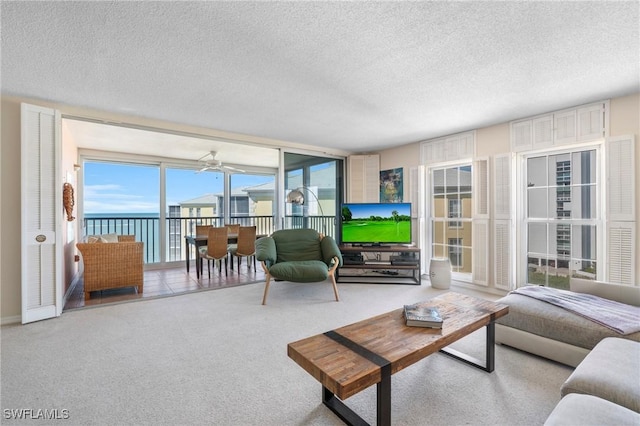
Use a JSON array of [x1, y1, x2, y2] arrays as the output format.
[[64, 258, 265, 310]]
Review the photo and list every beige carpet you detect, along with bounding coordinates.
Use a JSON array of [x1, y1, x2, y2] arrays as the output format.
[[1, 280, 572, 425]]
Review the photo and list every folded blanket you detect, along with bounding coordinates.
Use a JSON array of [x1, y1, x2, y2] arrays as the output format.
[[512, 286, 640, 335]]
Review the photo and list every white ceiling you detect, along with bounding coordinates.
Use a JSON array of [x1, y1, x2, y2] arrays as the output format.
[[2, 1, 639, 161], [61, 118, 281, 168]]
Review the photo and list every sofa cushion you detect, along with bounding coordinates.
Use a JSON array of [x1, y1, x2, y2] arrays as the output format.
[[545, 394, 640, 426], [268, 260, 329, 282], [561, 337, 640, 413], [496, 293, 640, 349]]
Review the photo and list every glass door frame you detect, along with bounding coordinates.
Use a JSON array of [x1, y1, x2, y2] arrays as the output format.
[[278, 149, 345, 237]]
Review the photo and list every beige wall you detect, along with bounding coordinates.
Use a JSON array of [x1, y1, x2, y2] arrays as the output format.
[[1, 99, 22, 322], [377, 93, 640, 289], [61, 122, 80, 293]]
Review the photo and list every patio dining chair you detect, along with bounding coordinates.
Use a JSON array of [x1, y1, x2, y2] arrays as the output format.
[[198, 227, 229, 277], [196, 225, 211, 236], [225, 223, 240, 234], [228, 225, 257, 272]]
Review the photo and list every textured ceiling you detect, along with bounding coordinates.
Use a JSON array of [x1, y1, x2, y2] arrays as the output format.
[[2, 1, 639, 158]]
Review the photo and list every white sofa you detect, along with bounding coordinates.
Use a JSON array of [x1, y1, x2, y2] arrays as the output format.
[[545, 337, 640, 425], [495, 278, 640, 367]]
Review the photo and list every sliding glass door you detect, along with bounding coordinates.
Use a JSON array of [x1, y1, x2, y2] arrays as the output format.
[[83, 161, 160, 263], [82, 160, 277, 266]]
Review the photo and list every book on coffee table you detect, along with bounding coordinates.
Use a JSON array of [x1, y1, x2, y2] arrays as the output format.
[[403, 304, 443, 328]]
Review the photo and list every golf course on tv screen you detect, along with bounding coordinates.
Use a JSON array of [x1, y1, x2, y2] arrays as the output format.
[[341, 202, 412, 244]]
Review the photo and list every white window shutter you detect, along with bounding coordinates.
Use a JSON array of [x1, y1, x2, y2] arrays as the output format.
[[444, 136, 459, 160], [364, 156, 380, 202], [494, 220, 512, 290], [511, 120, 532, 152], [409, 166, 427, 273], [494, 154, 513, 290], [21, 103, 62, 323], [420, 142, 433, 164], [494, 154, 512, 219], [421, 139, 445, 164], [421, 131, 474, 164], [532, 115, 554, 148], [473, 158, 489, 218], [458, 132, 475, 158], [472, 158, 489, 285], [577, 103, 605, 141], [607, 222, 635, 285], [511, 101, 607, 153], [606, 135, 635, 221], [348, 155, 365, 203], [472, 219, 489, 286], [408, 166, 425, 219], [605, 135, 635, 285], [554, 109, 577, 145], [347, 154, 379, 202]]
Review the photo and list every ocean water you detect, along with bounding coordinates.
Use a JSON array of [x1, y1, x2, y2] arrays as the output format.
[[84, 213, 162, 262]]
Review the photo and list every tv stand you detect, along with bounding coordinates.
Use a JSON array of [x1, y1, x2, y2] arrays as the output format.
[[338, 245, 421, 285]]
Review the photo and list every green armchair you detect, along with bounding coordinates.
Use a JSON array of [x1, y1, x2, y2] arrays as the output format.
[[256, 228, 343, 305]]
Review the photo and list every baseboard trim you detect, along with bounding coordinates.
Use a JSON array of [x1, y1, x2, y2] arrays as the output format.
[[1, 315, 21, 326]]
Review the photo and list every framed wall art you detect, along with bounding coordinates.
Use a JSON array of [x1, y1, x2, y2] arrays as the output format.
[[380, 167, 403, 203]]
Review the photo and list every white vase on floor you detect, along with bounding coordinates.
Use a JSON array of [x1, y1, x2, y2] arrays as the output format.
[[429, 258, 451, 289]]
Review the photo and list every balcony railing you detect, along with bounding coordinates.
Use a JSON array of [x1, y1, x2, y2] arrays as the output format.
[[83, 215, 336, 264]]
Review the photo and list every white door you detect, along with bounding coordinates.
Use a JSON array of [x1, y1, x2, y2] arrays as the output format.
[[21, 103, 62, 323]]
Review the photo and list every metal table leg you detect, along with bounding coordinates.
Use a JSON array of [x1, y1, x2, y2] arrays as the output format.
[[439, 321, 496, 372], [323, 364, 391, 426]]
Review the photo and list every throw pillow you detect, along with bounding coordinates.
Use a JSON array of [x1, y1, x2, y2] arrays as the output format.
[[101, 233, 119, 243]]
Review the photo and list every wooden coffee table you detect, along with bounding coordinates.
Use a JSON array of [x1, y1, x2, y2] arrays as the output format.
[[287, 292, 509, 426]]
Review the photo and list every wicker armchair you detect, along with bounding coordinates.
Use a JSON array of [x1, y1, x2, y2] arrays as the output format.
[[76, 235, 144, 300]]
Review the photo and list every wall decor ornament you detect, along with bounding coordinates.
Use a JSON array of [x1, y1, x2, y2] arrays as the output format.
[[63, 182, 75, 221]]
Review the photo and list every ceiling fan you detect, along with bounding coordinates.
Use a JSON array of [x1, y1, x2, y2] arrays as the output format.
[[196, 151, 245, 173]]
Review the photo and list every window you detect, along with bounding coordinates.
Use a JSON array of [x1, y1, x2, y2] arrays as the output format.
[[284, 153, 341, 238], [525, 149, 599, 289], [84, 160, 277, 265], [229, 172, 276, 235], [448, 238, 463, 269], [448, 198, 462, 228], [431, 165, 473, 277]]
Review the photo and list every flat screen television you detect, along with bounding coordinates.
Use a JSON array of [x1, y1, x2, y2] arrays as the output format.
[[340, 202, 412, 246]]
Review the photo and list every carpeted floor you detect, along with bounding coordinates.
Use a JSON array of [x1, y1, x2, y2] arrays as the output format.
[[1, 281, 572, 425]]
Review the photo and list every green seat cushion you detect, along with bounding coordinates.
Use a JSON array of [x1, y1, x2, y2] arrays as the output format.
[[268, 260, 329, 282]]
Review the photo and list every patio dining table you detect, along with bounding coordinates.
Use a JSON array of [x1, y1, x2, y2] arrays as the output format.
[[185, 232, 266, 278]]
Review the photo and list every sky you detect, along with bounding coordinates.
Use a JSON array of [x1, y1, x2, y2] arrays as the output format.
[[83, 162, 274, 213], [344, 202, 411, 219]]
